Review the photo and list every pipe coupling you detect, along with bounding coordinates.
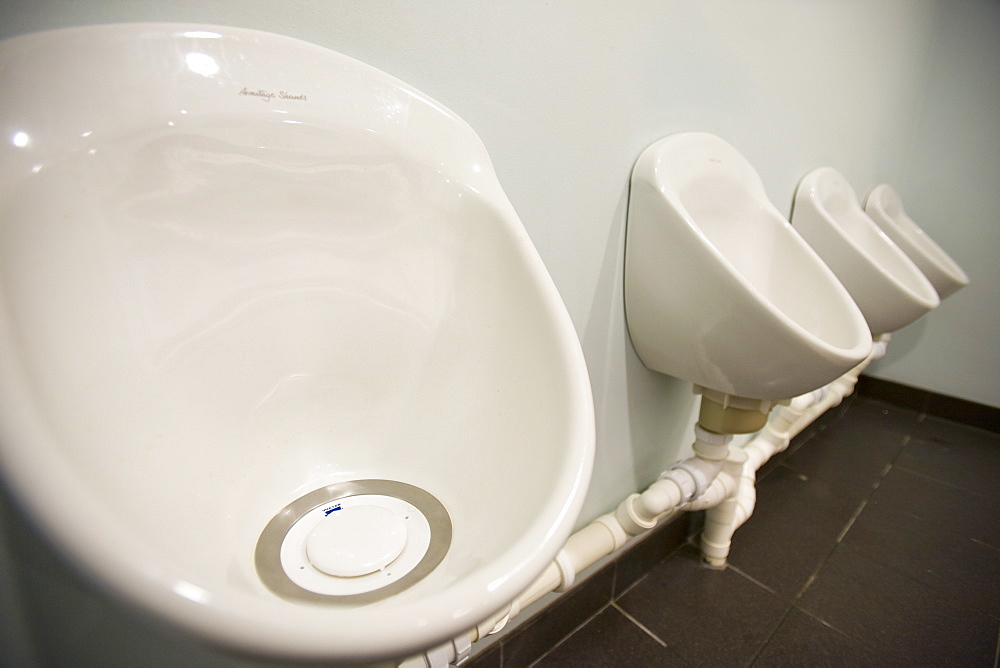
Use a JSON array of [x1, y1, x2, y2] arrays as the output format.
[[662, 460, 714, 503]]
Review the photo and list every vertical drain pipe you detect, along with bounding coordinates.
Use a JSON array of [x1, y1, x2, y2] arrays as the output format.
[[700, 335, 888, 568], [691, 390, 776, 569]]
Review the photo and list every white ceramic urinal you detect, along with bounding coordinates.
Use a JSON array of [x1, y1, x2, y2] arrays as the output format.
[[791, 167, 939, 335], [864, 184, 969, 299], [624, 133, 872, 401], [0, 25, 594, 663]]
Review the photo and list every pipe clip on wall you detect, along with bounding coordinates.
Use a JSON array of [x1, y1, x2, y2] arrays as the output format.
[[402, 336, 890, 667]]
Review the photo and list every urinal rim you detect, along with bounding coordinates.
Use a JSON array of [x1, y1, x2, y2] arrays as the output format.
[[0, 22, 596, 662], [630, 133, 872, 366], [790, 167, 940, 330], [0, 22, 507, 202], [863, 183, 970, 295]]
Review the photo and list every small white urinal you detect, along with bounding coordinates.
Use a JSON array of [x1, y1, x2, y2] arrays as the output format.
[[624, 133, 872, 402], [864, 184, 969, 300], [0, 25, 594, 663], [791, 168, 939, 335]]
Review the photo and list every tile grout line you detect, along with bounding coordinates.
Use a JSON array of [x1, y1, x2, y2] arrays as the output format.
[[779, 427, 891, 656], [526, 601, 614, 667], [793, 536, 843, 603], [835, 498, 870, 544], [834, 438, 902, 545], [789, 416, 900, 633], [727, 563, 778, 596], [777, 396, 997, 664], [994, 622, 1000, 668], [969, 537, 1000, 553], [893, 463, 996, 501], [516, 522, 688, 666], [610, 601, 668, 648], [792, 605, 885, 657], [744, 605, 795, 667], [828, 534, 980, 609], [748, 399, 858, 664], [738, 422, 854, 666], [614, 540, 690, 601]]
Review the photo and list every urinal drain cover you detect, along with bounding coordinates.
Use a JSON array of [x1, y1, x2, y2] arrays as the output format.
[[255, 480, 451, 604]]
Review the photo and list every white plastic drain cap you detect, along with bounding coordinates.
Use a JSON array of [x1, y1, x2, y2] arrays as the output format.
[[305, 505, 408, 577]]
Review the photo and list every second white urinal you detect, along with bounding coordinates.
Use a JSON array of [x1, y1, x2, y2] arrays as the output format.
[[625, 133, 872, 401], [864, 184, 970, 300], [791, 167, 939, 335]]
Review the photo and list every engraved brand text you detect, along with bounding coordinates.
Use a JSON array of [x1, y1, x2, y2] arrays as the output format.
[[238, 87, 308, 102]]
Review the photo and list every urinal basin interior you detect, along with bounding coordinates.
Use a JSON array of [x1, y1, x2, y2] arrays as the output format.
[[0, 25, 594, 662], [624, 133, 871, 400], [864, 184, 969, 300], [791, 167, 939, 335]]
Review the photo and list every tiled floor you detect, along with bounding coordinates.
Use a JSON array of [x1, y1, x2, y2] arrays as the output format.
[[504, 396, 1000, 666]]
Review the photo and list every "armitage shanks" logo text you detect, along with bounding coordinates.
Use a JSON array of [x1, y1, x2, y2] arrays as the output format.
[[238, 87, 308, 102]]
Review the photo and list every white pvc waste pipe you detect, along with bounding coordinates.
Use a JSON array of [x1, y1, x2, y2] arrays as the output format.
[[402, 336, 888, 667]]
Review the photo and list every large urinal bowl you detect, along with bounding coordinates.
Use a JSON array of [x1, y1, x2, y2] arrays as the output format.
[[624, 133, 872, 401], [791, 167, 939, 335], [864, 184, 969, 300], [0, 25, 594, 663]]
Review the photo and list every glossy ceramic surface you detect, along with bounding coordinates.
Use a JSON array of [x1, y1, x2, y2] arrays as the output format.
[[0, 24, 594, 662], [864, 184, 969, 299], [624, 133, 871, 400], [791, 167, 938, 335]]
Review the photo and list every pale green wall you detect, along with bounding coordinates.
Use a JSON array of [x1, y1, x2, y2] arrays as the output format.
[[862, 2, 1000, 407]]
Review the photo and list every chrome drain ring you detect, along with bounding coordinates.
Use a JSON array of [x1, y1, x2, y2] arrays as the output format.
[[255, 479, 451, 604]]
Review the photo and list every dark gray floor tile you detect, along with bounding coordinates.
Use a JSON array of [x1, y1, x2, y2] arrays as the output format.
[[812, 394, 855, 426], [780, 418, 905, 492], [798, 544, 997, 666], [759, 396, 861, 483], [501, 567, 614, 667], [789, 397, 851, 445], [859, 466, 1000, 549], [617, 546, 788, 667], [914, 414, 1000, 449], [752, 465, 870, 540], [726, 466, 867, 597], [755, 430, 814, 481], [757, 395, 857, 480], [752, 607, 880, 666], [533, 606, 686, 667], [843, 477, 1000, 617], [614, 513, 689, 596], [840, 396, 922, 431], [896, 424, 1000, 501]]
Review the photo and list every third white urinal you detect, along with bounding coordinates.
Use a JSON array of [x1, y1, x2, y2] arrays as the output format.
[[864, 184, 969, 300], [625, 133, 872, 407], [0, 24, 594, 664], [791, 167, 939, 335]]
